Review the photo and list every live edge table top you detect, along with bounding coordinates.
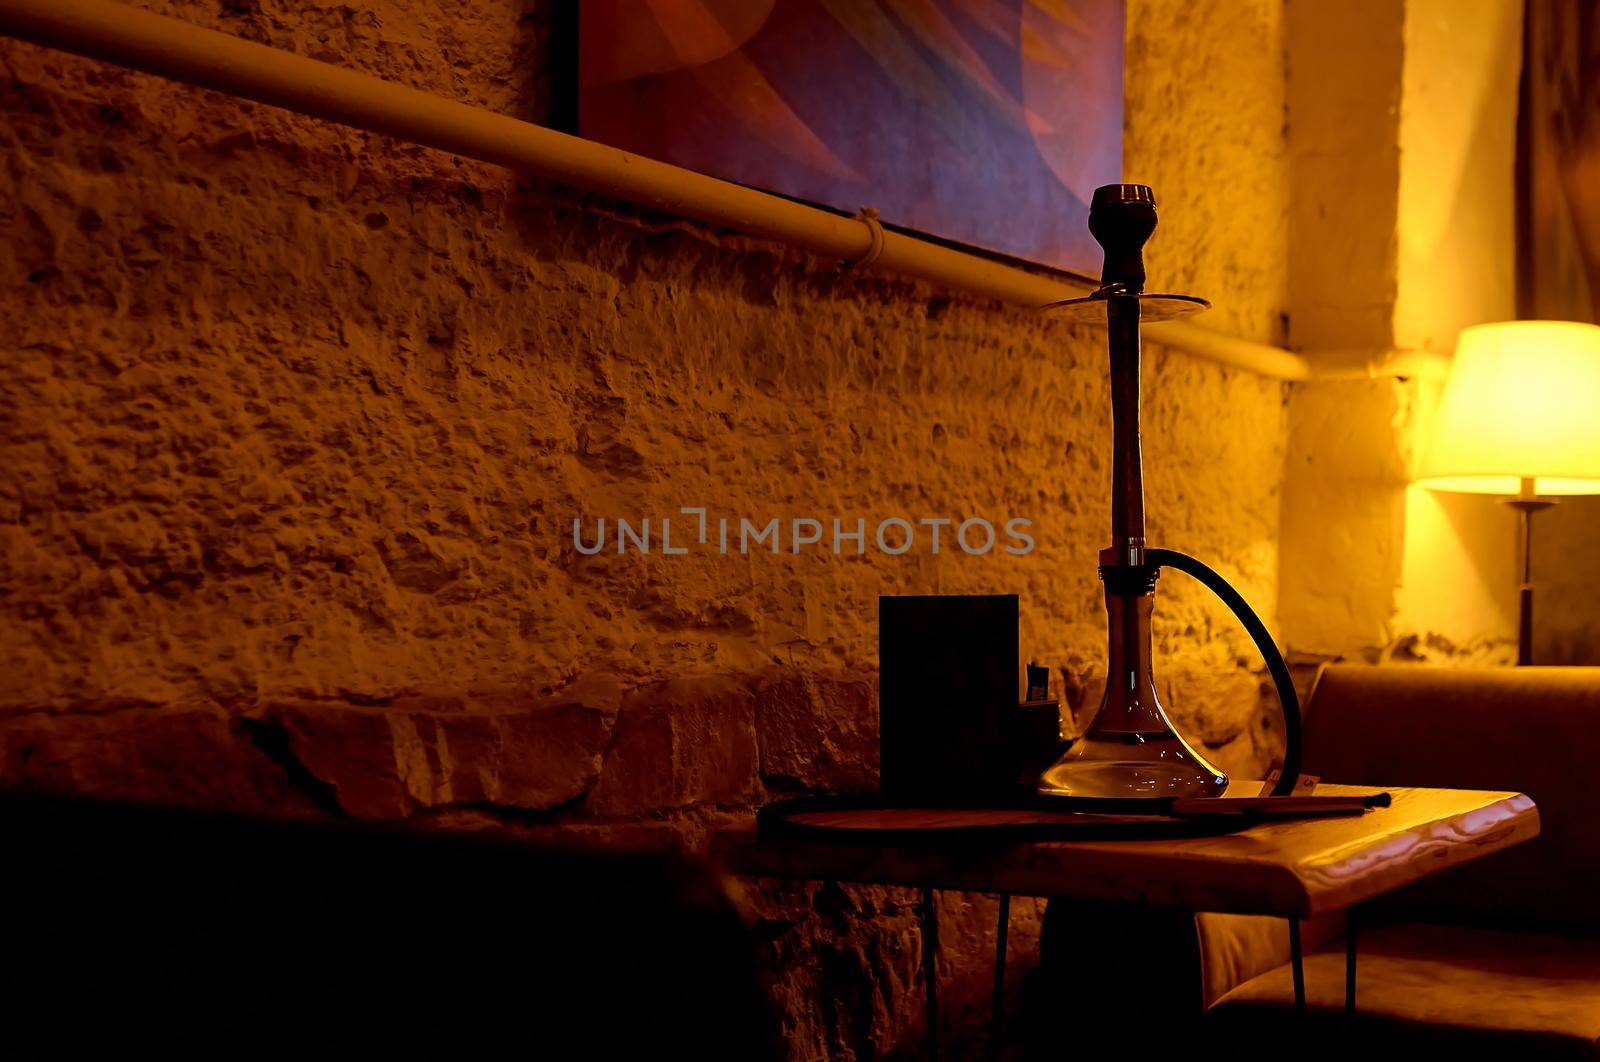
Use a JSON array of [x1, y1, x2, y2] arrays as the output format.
[[711, 785, 1539, 918]]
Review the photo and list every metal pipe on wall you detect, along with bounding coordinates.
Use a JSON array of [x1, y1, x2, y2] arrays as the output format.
[[0, 0, 1435, 383]]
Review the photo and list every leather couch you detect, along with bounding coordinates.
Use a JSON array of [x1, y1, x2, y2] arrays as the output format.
[[1201, 665, 1600, 1058]]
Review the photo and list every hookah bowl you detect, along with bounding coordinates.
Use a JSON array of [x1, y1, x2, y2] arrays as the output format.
[[1038, 185, 1301, 805]]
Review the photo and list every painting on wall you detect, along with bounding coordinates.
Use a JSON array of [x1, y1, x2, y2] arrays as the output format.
[[1519, 0, 1600, 322], [577, 0, 1125, 276]]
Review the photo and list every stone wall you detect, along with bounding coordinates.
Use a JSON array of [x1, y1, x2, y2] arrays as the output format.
[[0, 1, 1289, 1056]]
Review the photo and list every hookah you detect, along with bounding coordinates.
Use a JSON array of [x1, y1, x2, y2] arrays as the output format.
[[1038, 184, 1302, 804], [761, 184, 1322, 845]]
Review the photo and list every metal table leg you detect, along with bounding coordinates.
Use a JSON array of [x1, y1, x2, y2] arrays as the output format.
[[921, 886, 939, 1061], [987, 892, 1010, 1061], [1346, 906, 1358, 1017], [1289, 916, 1306, 1014]]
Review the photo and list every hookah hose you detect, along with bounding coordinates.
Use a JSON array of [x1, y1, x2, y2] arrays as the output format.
[[755, 555, 1313, 842], [1146, 549, 1302, 798]]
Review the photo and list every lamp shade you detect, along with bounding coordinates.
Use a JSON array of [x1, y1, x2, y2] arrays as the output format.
[[1416, 320, 1600, 495]]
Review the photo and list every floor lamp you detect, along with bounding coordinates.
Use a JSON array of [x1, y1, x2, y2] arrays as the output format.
[[1417, 321, 1600, 665]]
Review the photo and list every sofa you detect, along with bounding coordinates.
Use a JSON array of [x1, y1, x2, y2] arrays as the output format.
[[1200, 665, 1600, 1058]]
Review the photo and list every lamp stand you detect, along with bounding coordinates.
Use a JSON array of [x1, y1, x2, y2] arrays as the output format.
[[1502, 477, 1557, 666]]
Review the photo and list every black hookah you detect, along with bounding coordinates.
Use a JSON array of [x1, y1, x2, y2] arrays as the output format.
[[760, 184, 1308, 843], [1038, 184, 1301, 805]]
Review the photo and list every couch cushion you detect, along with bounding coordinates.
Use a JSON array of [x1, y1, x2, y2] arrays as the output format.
[[1303, 665, 1600, 931], [1208, 921, 1600, 1060]]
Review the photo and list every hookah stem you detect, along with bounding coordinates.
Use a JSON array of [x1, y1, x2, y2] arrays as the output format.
[[1106, 294, 1147, 700], [1107, 295, 1146, 559]]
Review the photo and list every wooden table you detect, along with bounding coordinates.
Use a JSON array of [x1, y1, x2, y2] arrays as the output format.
[[712, 785, 1539, 1056]]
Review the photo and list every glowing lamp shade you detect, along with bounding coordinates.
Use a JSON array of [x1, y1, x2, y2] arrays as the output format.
[[1417, 321, 1600, 495]]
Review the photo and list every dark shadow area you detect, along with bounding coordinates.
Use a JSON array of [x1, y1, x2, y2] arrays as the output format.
[[3, 790, 781, 1058]]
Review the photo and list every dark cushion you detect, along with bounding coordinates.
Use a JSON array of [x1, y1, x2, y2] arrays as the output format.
[[1303, 665, 1600, 931], [1209, 921, 1600, 1060]]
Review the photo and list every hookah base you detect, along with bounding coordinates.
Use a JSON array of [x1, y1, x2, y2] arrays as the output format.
[[1036, 731, 1230, 807]]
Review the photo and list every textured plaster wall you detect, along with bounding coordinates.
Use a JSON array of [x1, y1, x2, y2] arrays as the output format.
[[1391, 0, 1522, 659], [1111, 0, 1289, 753], [1278, 0, 1408, 659], [1283, 0, 1403, 354], [1416, 0, 1600, 669], [1280, 0, 1532, 666], [0, 0, 1287, 1056]]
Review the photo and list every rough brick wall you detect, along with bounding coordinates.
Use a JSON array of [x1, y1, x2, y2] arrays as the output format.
[[0, 1, 1288, 1056]]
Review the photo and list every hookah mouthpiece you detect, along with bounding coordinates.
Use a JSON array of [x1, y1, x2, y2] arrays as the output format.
[[1043, 183, 1210, 322], [1088, 184, 1158, 293]]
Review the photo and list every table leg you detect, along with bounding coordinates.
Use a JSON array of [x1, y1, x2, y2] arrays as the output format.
[[1345, 906, 1358, 1017], [987, 892, 1010, 1061], [1289, 916, 1306, 1014], [921, 886, 939, 1061]]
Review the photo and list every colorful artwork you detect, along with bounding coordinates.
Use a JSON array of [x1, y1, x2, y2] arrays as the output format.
[[1520, 0, 1600, 322], [578, 0, 1125, 274]]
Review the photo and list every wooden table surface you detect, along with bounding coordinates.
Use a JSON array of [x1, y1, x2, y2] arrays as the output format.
[[712, 784, 1539, 917]]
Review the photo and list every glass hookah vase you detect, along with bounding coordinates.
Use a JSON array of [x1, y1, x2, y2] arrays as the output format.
[[1039, 569, 1228, 800], [1037, 184, 1300, 804]]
